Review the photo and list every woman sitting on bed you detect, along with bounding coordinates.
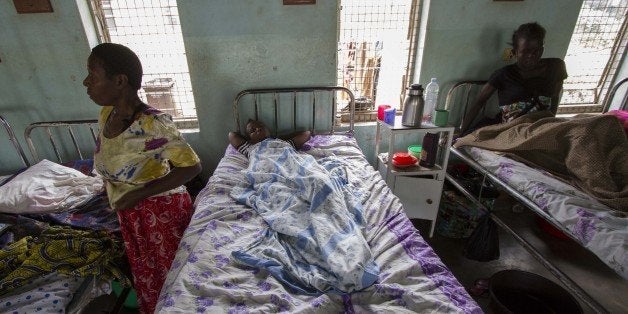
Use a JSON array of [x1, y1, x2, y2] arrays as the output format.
[[83, 43, 202, 314], [229, 119, 311, 157], [460, 22, 568, 135]]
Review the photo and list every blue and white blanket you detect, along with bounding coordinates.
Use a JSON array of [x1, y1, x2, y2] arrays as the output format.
[[230, 139, 379, 295]]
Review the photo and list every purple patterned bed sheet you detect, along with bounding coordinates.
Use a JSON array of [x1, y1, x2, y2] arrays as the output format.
[[463, 146, 627, 279], [156, 135, 480, 313]]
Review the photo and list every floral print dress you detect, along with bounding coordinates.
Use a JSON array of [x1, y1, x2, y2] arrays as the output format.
[[94, 106, 200, 314]]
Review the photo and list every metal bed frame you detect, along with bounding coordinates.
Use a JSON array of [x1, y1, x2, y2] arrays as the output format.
[[21, 118, 130, 313], [602, 77, 628, 112], [443, 80, 628, 314], [0, 116, 129, 313], [24, 119, 99, 164], [233, 86, 355, 136], [1, 115, 30, 168]]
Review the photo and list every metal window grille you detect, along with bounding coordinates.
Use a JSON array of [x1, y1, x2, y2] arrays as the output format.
[[89, 0, 197, 121], [560, 0, 628, 113], [337, 0, 420, 121]]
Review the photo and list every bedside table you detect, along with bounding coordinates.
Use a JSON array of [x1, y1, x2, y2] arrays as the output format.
[[375, 115, 454, 237]]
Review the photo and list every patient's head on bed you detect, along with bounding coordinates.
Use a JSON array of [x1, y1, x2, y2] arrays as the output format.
[[246, 119, 271, 144]]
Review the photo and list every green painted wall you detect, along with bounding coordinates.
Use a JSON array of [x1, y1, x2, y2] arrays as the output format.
[[0, 0, 97, 173], [177, 0, 338, 173], [0, 0, 603, 175]]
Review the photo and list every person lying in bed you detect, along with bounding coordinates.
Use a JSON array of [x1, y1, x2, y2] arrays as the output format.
[[460, 22, 568, 135], [229, 119, 311, 157], [83, 43, 202, 314]]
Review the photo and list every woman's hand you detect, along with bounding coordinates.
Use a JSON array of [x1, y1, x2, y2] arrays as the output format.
[[113, 189, 146, 210], [111, 163, 202, 211]]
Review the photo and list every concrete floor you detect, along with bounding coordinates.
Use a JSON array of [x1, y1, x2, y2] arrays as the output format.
[[413, 206, 628, 314]]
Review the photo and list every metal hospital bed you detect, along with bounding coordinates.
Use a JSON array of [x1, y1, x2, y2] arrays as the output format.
[[0, 116, 131, 313], [443, 80, 628, 314]]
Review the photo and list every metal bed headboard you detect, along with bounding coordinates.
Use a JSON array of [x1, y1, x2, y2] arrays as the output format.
[[24, 119, 99, 163], [233, 86, 355, 136], [447, 78, 628, 126], [602, 77, 628, 112], [0, 115, 30, 168], [444, 80, 489, 130], [444, 80, 625, 313]]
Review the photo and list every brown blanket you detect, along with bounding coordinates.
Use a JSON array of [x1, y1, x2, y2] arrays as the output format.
[[454, 111, 628, 211]]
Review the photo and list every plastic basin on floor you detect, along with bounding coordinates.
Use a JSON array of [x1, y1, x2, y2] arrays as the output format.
[[489, 269, 582, 314]]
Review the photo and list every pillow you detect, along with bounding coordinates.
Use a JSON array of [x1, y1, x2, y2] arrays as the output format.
[[0, 159, 104, 214]]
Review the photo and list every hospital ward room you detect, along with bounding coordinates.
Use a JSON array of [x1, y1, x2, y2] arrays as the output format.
[[1, 0, 627, 313]]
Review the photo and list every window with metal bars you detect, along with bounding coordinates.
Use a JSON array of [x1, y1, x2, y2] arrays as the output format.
[[559, 0, 627, 113], [88, 0, 197, 126], [336, 0, 420, 122]]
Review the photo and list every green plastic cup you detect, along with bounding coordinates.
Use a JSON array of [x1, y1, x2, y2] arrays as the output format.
[[408, 145, 422, 158], [433, 109, 449, 126]]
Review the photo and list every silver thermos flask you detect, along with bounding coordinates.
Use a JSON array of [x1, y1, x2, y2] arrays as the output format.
[[401, 84, 425, 127]]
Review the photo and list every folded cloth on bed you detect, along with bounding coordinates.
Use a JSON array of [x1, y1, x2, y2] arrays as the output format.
[[230, 139, 379, 295], [24, 192, 120, 233], [0, 159, 104, 214], [455, 111, 628, 210]]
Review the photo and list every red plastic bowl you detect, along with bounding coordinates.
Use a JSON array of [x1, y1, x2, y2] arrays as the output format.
[[392, 152, 416, 165]]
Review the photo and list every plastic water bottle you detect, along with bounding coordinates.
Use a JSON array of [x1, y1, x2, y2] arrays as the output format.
[[423, 78, 439, 123]]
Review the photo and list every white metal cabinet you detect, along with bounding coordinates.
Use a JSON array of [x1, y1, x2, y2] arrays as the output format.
[[375, 116, 454, 237]]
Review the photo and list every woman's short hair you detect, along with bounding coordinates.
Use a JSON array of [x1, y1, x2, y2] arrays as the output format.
[[90, 43, 143, 91], [511, 22, 546, 49]]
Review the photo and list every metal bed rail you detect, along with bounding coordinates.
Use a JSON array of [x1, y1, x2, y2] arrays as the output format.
[[449, 147, 581, 243], [445, 162, 610, 313], [233, 86, 355, 136], [24, 119, 99, 164], [0, 115, 30, 168]]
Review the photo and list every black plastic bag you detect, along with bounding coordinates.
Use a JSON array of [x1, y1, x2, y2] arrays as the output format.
[[464, 214, 500, 262]]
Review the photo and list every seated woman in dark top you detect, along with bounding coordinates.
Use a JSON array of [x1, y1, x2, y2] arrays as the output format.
[[460, 22, 568, 134]]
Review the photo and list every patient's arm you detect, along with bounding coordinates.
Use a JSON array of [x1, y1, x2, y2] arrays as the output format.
[[550, 81, 564, 115], [229, 132, 247, 149], [280, 130, 311, 150], [229, 131, 254, 157]]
